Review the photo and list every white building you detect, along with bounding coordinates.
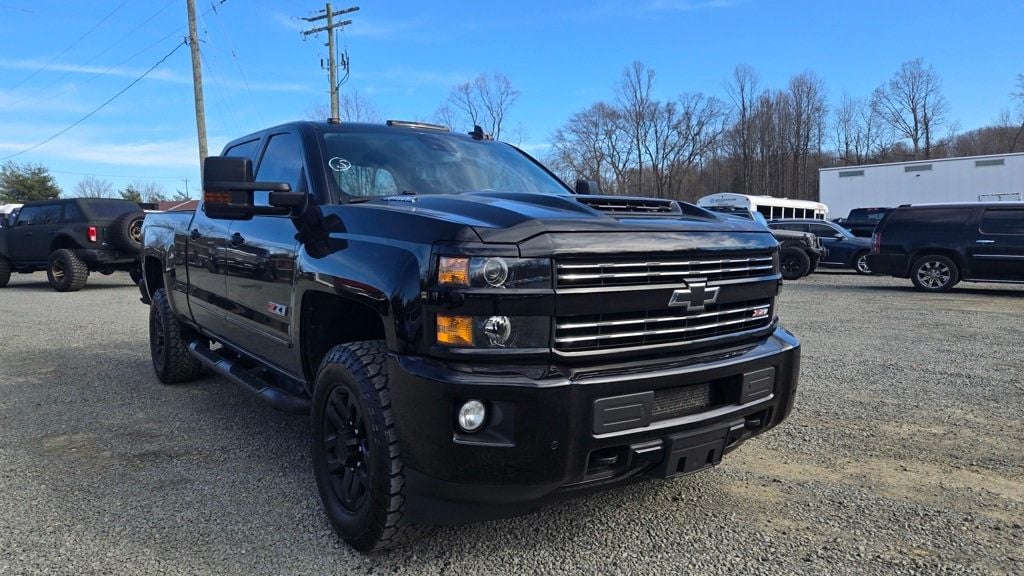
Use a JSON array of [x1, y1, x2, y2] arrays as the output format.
[[819, 152, 1024, 219]]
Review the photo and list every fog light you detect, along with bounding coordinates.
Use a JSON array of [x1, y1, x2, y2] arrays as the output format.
[[457, 400, 487, 432], [481, 315, 512, 346]]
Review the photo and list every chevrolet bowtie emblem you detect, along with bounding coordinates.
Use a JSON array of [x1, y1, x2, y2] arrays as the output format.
[[668, 282, 719, 311]]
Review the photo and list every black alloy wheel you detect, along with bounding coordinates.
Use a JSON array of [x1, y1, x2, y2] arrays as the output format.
[[322, 386, 372, 514]]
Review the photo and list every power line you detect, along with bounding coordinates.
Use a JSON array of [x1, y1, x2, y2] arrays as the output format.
[[1, 41, 189, 162], [8, 0, 130, 91]]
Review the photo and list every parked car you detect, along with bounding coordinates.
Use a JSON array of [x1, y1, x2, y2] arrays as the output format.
[[704, 207, 826, 280], [769, 218, 873, 274], [869, 202, 1024, 291], [0, 198, 145, 291], [139, 120, 801, 551], [833, 207, 891, 238]]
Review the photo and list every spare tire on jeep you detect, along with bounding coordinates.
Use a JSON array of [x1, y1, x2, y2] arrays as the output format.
[[112, 211, 145, 253]]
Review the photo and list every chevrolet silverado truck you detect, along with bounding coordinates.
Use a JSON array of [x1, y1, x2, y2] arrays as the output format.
[[0, 197, 144, 291], [138, 120, 800, 551]]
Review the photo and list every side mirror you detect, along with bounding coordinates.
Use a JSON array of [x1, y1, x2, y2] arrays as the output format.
[[833, 233, 845, 240], [575, 179, 600, 195], [202, 156, 305, 220]]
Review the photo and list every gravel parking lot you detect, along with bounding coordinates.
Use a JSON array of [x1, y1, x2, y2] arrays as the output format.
[[0, 270, 1021, 575]]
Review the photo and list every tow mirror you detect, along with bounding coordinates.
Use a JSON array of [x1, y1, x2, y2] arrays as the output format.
[[575, 179, 600, 195], [202, 156, 304, 220]]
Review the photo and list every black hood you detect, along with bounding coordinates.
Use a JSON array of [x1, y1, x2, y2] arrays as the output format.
[[345, 191, 772, 244]]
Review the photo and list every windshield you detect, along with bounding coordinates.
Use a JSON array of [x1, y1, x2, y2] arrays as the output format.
[[321, 131, 570, 202]]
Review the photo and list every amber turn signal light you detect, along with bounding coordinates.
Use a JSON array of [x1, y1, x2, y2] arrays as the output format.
[[436, 315, 473, 346]]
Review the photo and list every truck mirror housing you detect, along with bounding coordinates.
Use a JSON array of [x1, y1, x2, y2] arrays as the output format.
[[202, 156, 300, 220], [575, 179, 600, 195]]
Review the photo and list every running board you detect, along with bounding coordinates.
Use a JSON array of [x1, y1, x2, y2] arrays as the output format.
[[187, 341, 311, 414]]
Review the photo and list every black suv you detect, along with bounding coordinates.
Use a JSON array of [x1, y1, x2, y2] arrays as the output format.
[[869, 203, 1024, 291], [0, 198, 145, 291], [833, 207, 891, 237]]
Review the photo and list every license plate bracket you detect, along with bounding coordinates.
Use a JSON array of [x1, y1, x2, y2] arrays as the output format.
[[656, 420, 741, 478]]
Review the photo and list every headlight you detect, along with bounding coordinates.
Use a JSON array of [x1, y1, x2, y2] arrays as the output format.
[[436, 315, 549, 348], [437, 256, 551, 289]]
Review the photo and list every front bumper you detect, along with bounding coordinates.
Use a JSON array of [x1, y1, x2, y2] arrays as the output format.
[[389, 326, 800, 524]]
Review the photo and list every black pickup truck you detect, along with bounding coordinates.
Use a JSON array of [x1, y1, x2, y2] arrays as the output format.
[[139, 120, 800, 551], [0, 198, 144, 291]]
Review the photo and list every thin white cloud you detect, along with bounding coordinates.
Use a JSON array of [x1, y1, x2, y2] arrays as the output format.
[[0, 59, 311, 93], [0, 134, 228, 169]]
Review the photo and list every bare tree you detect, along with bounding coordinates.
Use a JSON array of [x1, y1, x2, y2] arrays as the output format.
[[1011, 74, 1024, 152], [616, 61, 656, 195], [548, 102, 630, 194], [724, 64, 760, 192], [871, 58, 949, 159], [307, 91, 381, 123], [73, 175, 114, 198], [130, 181, 168, 203], [786, 71, 828, 198], [442, 73, 520, 139]]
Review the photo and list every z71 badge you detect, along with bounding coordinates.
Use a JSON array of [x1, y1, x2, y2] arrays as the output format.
[[267, 302, 288, 317]]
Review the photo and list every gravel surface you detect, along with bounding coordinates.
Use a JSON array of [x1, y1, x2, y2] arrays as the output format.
[[0, 270, 1021, 575]]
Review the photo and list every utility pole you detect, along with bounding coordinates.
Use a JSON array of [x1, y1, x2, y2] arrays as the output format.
[[186, 0, 208, 170], [302, 4, 358, 124]]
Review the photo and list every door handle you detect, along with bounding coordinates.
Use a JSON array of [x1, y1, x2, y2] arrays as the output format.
[[229, 232, 245, 247], [189, 229, 201, 240], [975, 239, 995, 244]]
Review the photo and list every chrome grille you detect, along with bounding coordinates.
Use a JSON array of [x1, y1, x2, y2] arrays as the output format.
[[555, 299, 772, 352], [556, 253, 776, 289]]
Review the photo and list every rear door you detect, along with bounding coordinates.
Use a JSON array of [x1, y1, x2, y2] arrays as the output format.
[[9, 203, 61, 263], [967, 207, 1024, 281], [221, 132, 304, 369]]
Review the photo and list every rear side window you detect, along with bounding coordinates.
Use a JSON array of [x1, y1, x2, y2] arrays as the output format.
[[894, 208, 971, 230], [770, 223, 806, 232], [63, 202, 84, 222], [224, 138, 261, 161], [980, 209, 1024, 235]]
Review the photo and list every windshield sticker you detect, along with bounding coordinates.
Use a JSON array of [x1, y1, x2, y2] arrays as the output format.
[[329, 157, 352, 172]]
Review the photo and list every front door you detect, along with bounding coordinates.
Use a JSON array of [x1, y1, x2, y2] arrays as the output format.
[[9, 203, 61, 264], [967, 207, 1024, 281], [222, 131, 305, 372]]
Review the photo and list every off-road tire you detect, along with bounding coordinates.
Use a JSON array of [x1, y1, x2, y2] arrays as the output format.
[[779, 246, 811, 280], [47, 249, 89, 292], [149, 288, 203, 384], [0, 256, 10, 288], [112, 211, 145, 253], [311, 341, 422, 552], [910, 254, 959, 292], [854, 251, 872, 275]]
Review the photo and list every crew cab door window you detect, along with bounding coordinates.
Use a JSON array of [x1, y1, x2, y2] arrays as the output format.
[[255, 133, 307, 206]]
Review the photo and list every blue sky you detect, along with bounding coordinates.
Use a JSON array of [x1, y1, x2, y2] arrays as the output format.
[[1, 0, 1021, 196]]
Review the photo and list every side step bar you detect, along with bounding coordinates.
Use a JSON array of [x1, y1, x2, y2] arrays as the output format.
[[187, 340, 311, 414]]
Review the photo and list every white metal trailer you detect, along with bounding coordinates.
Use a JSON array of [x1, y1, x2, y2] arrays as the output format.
[[819, 152, 1024, 219]]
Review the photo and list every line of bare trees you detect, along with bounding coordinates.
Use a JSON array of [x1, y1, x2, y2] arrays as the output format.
[[546, 60, 1024, 202]]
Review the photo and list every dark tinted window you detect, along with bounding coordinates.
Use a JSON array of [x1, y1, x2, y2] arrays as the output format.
[[895, 208, 971, 229], [808, 223, 838, 237], [849, 209, 889, 222], [769, 223, 806, 232], [980, 209, 1024, 235], [256, 133, 306, 206], [22, 204, 62, 224], [224, 138, 261, 161], [15, 205, 41, 225], [63, 202, 84, 222]]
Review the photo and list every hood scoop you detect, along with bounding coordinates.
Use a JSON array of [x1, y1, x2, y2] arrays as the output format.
[[575, 195, 685, 216]]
